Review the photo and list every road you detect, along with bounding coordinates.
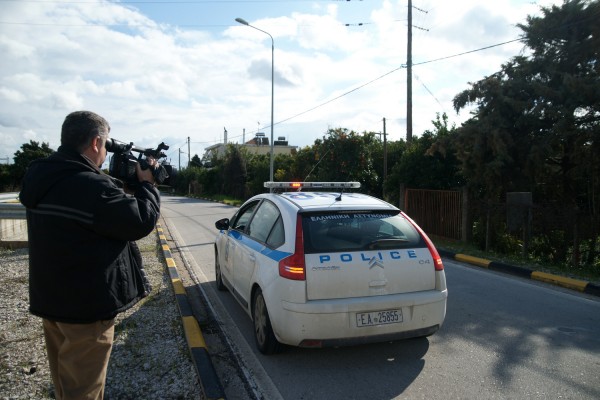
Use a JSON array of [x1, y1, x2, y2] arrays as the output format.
[[160, 194, 600, 400]]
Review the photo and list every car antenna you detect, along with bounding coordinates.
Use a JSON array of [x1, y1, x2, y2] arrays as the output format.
[[336, 172, 355, 201], [303, 147, 332, 184]]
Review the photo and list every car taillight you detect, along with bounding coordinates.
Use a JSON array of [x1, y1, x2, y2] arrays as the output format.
[[279, 214, 306, 280], [402, 212, 444, 271]]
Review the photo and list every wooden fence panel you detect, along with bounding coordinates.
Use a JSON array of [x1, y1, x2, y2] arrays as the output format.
[[404, 189, 462, 240]]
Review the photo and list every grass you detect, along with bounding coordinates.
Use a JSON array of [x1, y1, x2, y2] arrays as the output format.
[[210, 195, 243, 207], [166, 187, 242, 206]]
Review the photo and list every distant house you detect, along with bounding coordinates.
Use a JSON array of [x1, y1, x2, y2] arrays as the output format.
[[202, 132, 297, 165]]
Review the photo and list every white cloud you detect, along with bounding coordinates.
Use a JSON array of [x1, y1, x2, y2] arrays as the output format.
[[0, 0, 564, 166], [0, 87, 26, 103]]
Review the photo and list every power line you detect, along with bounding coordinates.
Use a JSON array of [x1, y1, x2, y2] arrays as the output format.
[[276, 66, 405, 126], [414, 73, 445, 111], [173, 37, 531, 149], [413, 38, 524, 67], [270, 38, 527, 130], [0, 0, 348, 3]]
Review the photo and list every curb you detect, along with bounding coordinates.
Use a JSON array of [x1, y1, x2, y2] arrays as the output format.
[[0, 240, 28, 249], [438, 249, 600, 297], [156, 223, 225, 400]]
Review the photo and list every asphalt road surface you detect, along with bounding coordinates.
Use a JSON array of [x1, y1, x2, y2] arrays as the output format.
[[161, 194, 600, 400]]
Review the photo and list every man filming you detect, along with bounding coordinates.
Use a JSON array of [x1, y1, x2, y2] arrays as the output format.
[[19, 110, 161, 400]]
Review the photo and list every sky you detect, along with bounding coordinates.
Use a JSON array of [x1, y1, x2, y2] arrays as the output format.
[[0, 0, 563, 169]]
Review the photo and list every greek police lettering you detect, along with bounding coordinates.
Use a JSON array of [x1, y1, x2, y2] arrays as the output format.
[[354, 213, 394, 219], [310, 214, 351, 222]]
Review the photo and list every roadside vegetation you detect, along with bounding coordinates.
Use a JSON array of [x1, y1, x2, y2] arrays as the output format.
[[2, 1, 598, 282]]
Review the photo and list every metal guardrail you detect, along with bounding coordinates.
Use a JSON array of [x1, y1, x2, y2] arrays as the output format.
[[0, 203, 26, 219]]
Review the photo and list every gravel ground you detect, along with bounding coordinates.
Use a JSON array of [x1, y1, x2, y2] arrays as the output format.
[[0, 231, 203, 400]]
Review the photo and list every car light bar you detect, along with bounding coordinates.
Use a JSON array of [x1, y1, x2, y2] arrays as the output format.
[[264, 181, 361, 189]]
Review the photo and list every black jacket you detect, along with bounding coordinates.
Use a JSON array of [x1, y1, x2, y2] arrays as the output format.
[[19, 146, 161, 323]]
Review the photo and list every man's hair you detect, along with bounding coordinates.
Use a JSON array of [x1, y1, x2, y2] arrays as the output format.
[[61, 111, 111, 152]]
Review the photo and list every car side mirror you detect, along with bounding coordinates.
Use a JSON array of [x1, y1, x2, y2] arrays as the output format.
[[215, 218, 230, 230]]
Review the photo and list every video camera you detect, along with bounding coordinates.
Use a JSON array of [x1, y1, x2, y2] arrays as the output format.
[[105, 138, 175, 188]]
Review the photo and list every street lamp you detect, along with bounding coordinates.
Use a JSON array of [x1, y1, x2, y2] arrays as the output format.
[[235, 17, 275, 192]]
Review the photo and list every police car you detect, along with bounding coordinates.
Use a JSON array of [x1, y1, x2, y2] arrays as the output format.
[[214, 182, 447, 354]]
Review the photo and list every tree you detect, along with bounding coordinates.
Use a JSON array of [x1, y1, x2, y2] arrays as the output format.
[[221, 144, 247, 199], [452, 0, 600, 264], [190, 154, 202, 168], [245, 153, 269, 197], [372, 135, 406, 201], [289, 145, 319, 182], [302, 128, 381, 195], [386, 113, 462, 197], [0, 164, 12, 191], [11, 141, 54, 188], [518, 0, 600, 211]]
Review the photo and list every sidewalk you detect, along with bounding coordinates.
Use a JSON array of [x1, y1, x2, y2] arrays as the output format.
[[0, 231, 203, 399]]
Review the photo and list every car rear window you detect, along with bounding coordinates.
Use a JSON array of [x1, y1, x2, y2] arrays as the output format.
[[302, 211, 424, 254]]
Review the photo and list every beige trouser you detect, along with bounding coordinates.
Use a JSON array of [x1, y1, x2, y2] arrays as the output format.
[[42, 318, 115, 400]]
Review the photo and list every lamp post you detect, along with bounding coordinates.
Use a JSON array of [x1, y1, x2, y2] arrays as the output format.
[[235, 17, 275, 192]]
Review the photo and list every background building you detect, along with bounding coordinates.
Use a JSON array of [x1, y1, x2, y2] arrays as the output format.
[[202, 132, 297, 165]]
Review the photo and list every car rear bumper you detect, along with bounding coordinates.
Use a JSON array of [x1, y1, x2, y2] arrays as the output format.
[[274, 289, 447, 347], [299, 325, 440, 348]]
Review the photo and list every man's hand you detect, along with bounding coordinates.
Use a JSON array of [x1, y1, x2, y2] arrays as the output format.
[[135, 161, 156, 185]]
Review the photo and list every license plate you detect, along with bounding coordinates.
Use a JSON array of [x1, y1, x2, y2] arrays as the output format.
[[356, 309, 403, 327]]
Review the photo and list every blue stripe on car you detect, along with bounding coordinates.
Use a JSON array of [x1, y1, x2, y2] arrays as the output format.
[[228, 231, 291, 262]]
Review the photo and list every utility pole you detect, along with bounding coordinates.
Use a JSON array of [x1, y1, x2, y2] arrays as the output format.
[[383, 118, 388, 181], [187, 136, 190, 166], [407, 0, 413, 144]]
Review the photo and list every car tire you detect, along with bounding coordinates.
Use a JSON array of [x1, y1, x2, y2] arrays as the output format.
[[252, 288, 280, 354], [214, 249, 226, 291]]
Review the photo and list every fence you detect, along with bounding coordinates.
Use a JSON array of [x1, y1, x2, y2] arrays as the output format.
[[0, 203, 27, 243], [469, 199, 599, 266], [400, 186, 599, 266], [403, 187, 464, 241]]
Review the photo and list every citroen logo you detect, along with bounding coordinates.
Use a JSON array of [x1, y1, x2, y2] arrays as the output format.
[[368, 257, 384, 269]]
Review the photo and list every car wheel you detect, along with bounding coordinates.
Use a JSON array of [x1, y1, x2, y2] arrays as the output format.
[[252, 289, 280, 354], [214, 250, 226, 291]]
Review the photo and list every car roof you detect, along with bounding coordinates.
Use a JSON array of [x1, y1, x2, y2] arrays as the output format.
[[267, 191, 398, 212]]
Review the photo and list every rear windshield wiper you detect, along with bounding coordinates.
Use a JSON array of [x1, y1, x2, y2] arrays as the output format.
[[365, 238, 409, 250]]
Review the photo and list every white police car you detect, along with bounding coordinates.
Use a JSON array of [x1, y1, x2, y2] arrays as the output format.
[[214, 182, 447, 354]]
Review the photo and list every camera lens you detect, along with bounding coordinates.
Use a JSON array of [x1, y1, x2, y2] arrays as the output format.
[[105, 138, 115, 152], [105, 138, 131, 153]]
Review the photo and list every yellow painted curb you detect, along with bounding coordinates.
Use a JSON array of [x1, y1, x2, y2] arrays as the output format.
[[531, 271, 587, 292], [455, 254, 491, 268], [182, 316, 207, 348], [172, 278, 186, 295]]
